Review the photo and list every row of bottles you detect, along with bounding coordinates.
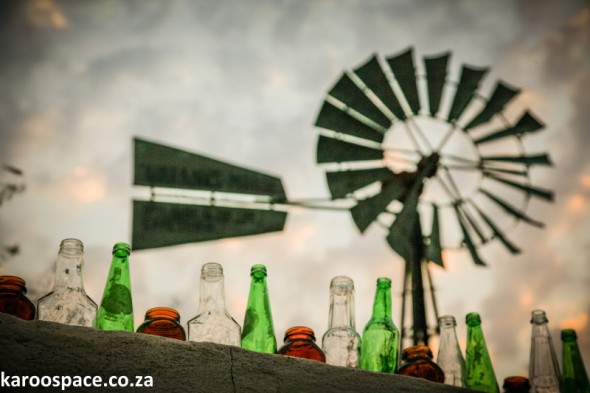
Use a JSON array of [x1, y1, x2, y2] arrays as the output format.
[[0, 239, 588, 392]]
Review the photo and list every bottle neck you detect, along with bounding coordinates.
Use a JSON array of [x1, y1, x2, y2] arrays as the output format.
[[328, 287, 355, 329], [403, 345, 433, 361], [246, 270, 274, 325], [198, 271, 228, 314], [53, 247, 85, 290], [530, 315, 561, 382], [438, 317, 462, 354], [371, 281, 392, 321], [0, 275, 28, 294]]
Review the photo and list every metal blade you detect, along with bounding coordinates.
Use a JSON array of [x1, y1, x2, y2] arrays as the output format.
[[471, 202, 521, 254], [484, 172, 555, 201], [425, 204, 444, 267], [326, 167, 392, 199], [424, 52, 450, 116], [480, 188, 545, 227], [453, 204, 487, 266], [351, 176, 409, 233], [457, 202, 487, 244], [328, 72, 392, 129], [132, 200, 288, 250], [464, 81, 520, 130], [386, 47, 421, 115], [134, 138, 285, 199], [480, 166, 528, 177], [481, 153, 552, 166], [447, 65, 489, 122], [474, 111, 544, 145], [354, 54, 406, 120], [316, 135, 383, 164], [315, 101, 384, 143], [386, 188, 420, 261]]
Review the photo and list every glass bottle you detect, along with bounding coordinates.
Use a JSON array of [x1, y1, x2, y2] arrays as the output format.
[[278, 326, 326, 362], [360, 277, 400, 373], [137, 307, 186, 341], [465, 312, 499, 393], [241, 264, 276, 353], [187, 262, 241, 346], [0, 275, 35, 320], [37, 239, 98, 327], [503, 376, 531, 392], [529, 310, 561, 393], [95, 242, 134, 331], [561, 329, 590, 393], [321, 275, 361, 368], [397, 345, 445, 383], [437, 314, 466, 387]]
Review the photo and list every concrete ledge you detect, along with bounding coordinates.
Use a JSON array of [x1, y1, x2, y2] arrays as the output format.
[[0, 313, 476, 392]]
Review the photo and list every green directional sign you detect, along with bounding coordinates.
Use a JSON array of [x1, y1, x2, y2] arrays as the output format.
[[134, 137, 286, 199], [132, 200, 288, 250]]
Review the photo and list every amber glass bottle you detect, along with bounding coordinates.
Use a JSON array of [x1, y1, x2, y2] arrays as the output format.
[[397, 345, 445, 383], [0, 275, 35, 320], [278, 326, 326, 363], [136, 307, 186, 341], [503, 376, 531, 392]]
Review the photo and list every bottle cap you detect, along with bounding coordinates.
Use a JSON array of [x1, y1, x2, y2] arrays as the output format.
[[466, 312, 481, 326], [376, 277, 391, 288], [561, 328, 577, 340], [530, 309, 548, 324], [250, 264, 267, 277]]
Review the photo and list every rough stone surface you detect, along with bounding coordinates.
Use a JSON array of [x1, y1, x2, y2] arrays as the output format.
[[0, 313, 477, 392]]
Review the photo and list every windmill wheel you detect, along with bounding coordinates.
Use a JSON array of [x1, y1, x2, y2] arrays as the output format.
[[315, 47, 554, 268]]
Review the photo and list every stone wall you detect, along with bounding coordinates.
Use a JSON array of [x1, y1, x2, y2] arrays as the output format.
[[0, 313, 476, 392]]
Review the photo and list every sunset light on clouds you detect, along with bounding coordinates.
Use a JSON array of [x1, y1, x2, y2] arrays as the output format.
[[0, 0, 588, 383]]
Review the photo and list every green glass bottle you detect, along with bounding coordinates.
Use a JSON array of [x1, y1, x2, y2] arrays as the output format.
[[562, 329, 590, 393], [241, 264, 276, 353], [360, 277, 400, 373], [95, 243, 133, 332], [465, 312, 499, 393]]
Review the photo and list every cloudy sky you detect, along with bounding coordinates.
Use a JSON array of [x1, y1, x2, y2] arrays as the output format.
[[1, 0, 589, 383]]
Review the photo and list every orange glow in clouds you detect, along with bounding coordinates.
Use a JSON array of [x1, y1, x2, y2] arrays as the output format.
[[560, 312, 589, 332], [567, 194, 586, 212], [71, 168, 105, 203]]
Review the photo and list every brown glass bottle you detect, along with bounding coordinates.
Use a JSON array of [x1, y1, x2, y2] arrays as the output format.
[[136, 307, 186, 341], [278, 326, 326, 363], [503, 376, 531, 392], [0, 275, 35, 320], [397, 345, 445, 383]]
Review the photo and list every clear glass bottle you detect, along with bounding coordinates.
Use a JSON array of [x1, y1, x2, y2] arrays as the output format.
[[437, 314, 466, 387], [241, 264, 277, 353], [0, 275, 35, 320], [561, 329, 590, 393], [465, 312, 499, 393], [137, 307, 186, 341], [187, 262, 241, 346], [503, 376, 531, 392], [321, 275, 361, 368], [278, 326, 326, 362], [529, 310, 561, 393], [95, 242, 134, 331], [37, 239, 97, 327], [360, 277, 400, 373], [397, 345, 445, 383]]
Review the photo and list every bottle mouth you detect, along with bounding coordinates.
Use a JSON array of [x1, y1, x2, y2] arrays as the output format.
[[59, 238, 84, 252], [502, 376, 530, 390], [402, 345, 433, 360], [330, 276, 354, 293], [376, 277, 391, 288], [0, 275, 27, 293], [283, 326, 315, 342], [201, 262, 223, 280], [530, 309, 548, 324], [144, 307, 181, 322], [250, 264, 267, 278], [465, 312, 481, 326], [112, 242, 131, 256], [438, 314, 457, 328], [561, 328, 576, 340]]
